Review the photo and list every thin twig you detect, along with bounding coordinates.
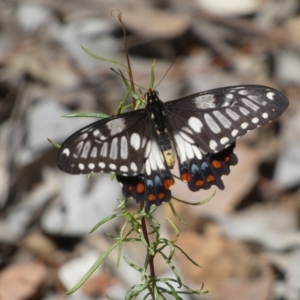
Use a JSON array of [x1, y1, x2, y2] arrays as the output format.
[[112, 9, 156, 295]]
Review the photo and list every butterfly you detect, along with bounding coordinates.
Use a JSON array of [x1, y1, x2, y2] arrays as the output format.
[[57, 85, 288, 212]]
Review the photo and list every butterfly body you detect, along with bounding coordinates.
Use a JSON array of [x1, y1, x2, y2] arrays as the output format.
[[146, 90, 175, 168], [57, 85, 288, 212]]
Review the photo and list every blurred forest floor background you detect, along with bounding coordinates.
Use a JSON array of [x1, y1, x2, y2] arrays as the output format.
[[1, 0, 300, 299]]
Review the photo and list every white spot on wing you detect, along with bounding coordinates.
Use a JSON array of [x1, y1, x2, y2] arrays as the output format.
[[74, 141, 84, 158], [149, 151, 158, 173], [266, 92, 275, 100], [231, 129, 239, 137], [109, 138, 118, 160], [141, 137, 147, 147], [241, 122, 249, 129], [120, 136, 128, 159], [238, 89, 249, 95], [93, 129, 100, 137], [145, 159, 151, 176], [194, 94, 216, 109], [248, 95, 265, 105], [182, 126, 193, 134], [204, 114, 221, 133], [188, 116, 203, 133], [120, 165, 128, 172], [88, 163, 95, 170], [90, 147, 97, 158], [79, 163, 85, 170], [100, 142, 108, 157], [252, 117, 259, 123], [99, 162, 105, 168], [106, 118, 126, 135], [179, 131, 194, 143], [213, 111, 232, 128], [174, 134, 186, 163], [192, 145, 202, 159], [131, 162, 138, 172], [209, 140, 218, 151], [130, 133, 141, 150], [241, 98, 259, 111], [81, 141, 91, 158], [239, 107, 250, 116], [184, 141, 194, 159], [81, 133, 88, 140], [144, 141, 151, 158], [109, 163, 117, 170], [147, 140, 165, 175], [220, 137, 229, 144], [226, 109, 240, 121], [262, 112, 268, 119], [62, 148, 70, 157]]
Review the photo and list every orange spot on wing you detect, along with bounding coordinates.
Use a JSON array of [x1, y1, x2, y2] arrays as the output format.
[[128, 186, 133, 192], [148, 194, 156, 201], [164, 179, 174, 189], [195, 180, 204, 187], [136, 183, 145, 193], [158, 193, 165, 199], [224, 156, 230, 163], [181, 173, 191, 182], [212, 160, 222, 169], [207, 175, 215, 182]]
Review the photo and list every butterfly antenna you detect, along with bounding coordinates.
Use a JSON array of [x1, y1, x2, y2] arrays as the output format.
[[154, 54, 178, 89]]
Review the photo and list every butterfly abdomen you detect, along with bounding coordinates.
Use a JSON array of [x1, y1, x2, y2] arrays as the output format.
[[146, 90, 175, 169]]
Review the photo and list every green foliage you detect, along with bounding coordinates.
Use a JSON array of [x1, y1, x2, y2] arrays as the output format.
[[81, 45, 128, 70], [61, 112, 111, 119], [65, 199, 208, 299], [47, 138, 60, 149]]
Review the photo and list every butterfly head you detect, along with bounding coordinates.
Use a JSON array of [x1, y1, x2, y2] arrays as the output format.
[[145, 89, 160, 103]]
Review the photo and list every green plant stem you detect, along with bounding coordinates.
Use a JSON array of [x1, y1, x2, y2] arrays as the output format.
[[140, 202, 155, 298], [140, 203, 155, 277], [117, 12, 136, 107]]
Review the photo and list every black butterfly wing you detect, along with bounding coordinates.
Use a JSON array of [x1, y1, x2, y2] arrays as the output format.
[[165, 85, 288, 154], [164, 85, 287, 191], [57, 110, 152, 175], [178, 143, 238, 191]]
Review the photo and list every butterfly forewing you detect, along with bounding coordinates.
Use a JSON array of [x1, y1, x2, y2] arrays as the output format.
[[57, 110, 152, 175], [165, 85, 288, 154]]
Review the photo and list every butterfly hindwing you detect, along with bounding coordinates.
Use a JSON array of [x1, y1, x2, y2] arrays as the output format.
[[143, 138, 174, 209], [179, 143, 238, 191], [117, 169, 173, 213], [117, 138, 174, 212], [117, 143, 237, 212]]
